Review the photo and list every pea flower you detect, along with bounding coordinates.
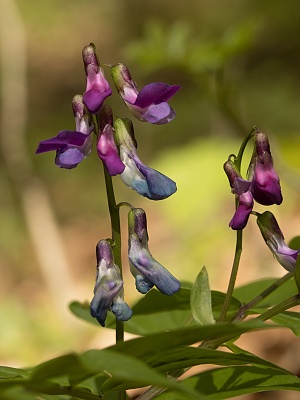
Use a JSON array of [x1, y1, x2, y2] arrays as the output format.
[[224, 159, 254, 230], [250, 130, 283, 206], [90, 240, 132, 327], [96, 105, 125, 176], [111, 63, 180, 124], [82, 43, 112, 114], [128, 208, 181, 295], [36, 95, 94, 169], [114, 118, 177, 200], [257, 211, 299, 272]]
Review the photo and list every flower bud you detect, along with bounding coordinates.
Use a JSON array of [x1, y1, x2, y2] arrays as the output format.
[[250, 130, 283, 206], [82, 43, 112, 114]]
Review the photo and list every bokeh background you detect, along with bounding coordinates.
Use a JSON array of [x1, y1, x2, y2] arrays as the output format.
[[1, 0, 300, 391]]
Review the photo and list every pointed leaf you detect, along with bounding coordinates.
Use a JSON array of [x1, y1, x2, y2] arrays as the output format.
[[191, 267, 215, 326]]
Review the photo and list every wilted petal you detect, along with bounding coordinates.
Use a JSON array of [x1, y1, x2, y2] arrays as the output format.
[[111, 295, 133, 321]]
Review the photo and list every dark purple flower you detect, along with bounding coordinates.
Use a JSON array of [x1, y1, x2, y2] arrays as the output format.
[[82, 43, 112, 114], [114, 118, 177, 200], [111, 63, 180, 124], [90, 240, 132, 327], [36, 95, 94, 169], [128, 208, 181, 295], [257, 211, 299, 272], [224, 160, 254, 230], [250, 131, 283, 206], [96, 106, 125, 176]]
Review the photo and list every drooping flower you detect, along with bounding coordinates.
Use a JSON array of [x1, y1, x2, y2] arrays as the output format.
[[82, 43, 112, 114], [256, 211, 299, 272], [111, 63, 180, 124], [250, 130, 283, 206], [224, 159, 254, 230], [114, 118, 177, 200], [90, 240, 132, 326], [128, 208, 181, 295], [96, 105, 125, 176], [36, 95, 94, 169]]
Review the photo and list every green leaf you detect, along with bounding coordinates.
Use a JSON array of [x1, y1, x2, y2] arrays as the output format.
[[80, 349, 201, 397], [30, 353, 90, 384], [271, 311, 300, 336], [145, 346, 289, 374], [155, 365, 300, 399], [191, 267, 215, 325], [0, 367, 29, 380], [108, 320, 270, 360]]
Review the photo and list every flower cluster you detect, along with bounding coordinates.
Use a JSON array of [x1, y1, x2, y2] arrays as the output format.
[[224, 128, 300, 272], [224, 129, 282, 230], [36, 43, 181, 326], [36, 43, 179, 200]]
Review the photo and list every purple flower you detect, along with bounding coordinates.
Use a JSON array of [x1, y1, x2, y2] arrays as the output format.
[[82, 43, 112, 114], [224, 160, 254, 230], [256, 211, 299, 272], [111, 63, 180, 124], [128, 208, 181, 295], [250, 131, 283, 206], [36, 95, 94, 169], [90, 240, 132, 327], [96, 106, 125, 176], [114, 118, 177, 200]]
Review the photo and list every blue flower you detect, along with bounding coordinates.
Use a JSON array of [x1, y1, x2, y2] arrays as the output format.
[[36, 95, 94, 169], [128, 208, 180, 295], [90, 240, 132, 326], [114, 118, 177, 200]]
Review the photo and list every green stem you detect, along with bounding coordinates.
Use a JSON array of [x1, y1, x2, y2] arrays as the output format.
[[255, 293, 300, 322], [217, 229, 243, 322], [235, 125, 256, 172], [103, 168, 126, 400], [231, 272, 294, 322]]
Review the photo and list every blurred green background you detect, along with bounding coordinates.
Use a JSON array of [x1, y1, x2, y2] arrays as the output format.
[[1, 0, 300, 369]]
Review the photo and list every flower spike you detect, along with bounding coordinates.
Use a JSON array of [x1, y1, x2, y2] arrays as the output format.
[[114, 118, 177, 200], [111, 63, 180, 124], [82, 43, 112, 114], [90, 240, 132, 326], [36, 95, 94, 169], [128, 208, 181, 295]]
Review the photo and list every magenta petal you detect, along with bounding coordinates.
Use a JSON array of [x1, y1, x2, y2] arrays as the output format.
[[97, 125, 125, 176], [83, 87, 112, 114], [135, 83, 180, 108], [36, 131, 87, 154]]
